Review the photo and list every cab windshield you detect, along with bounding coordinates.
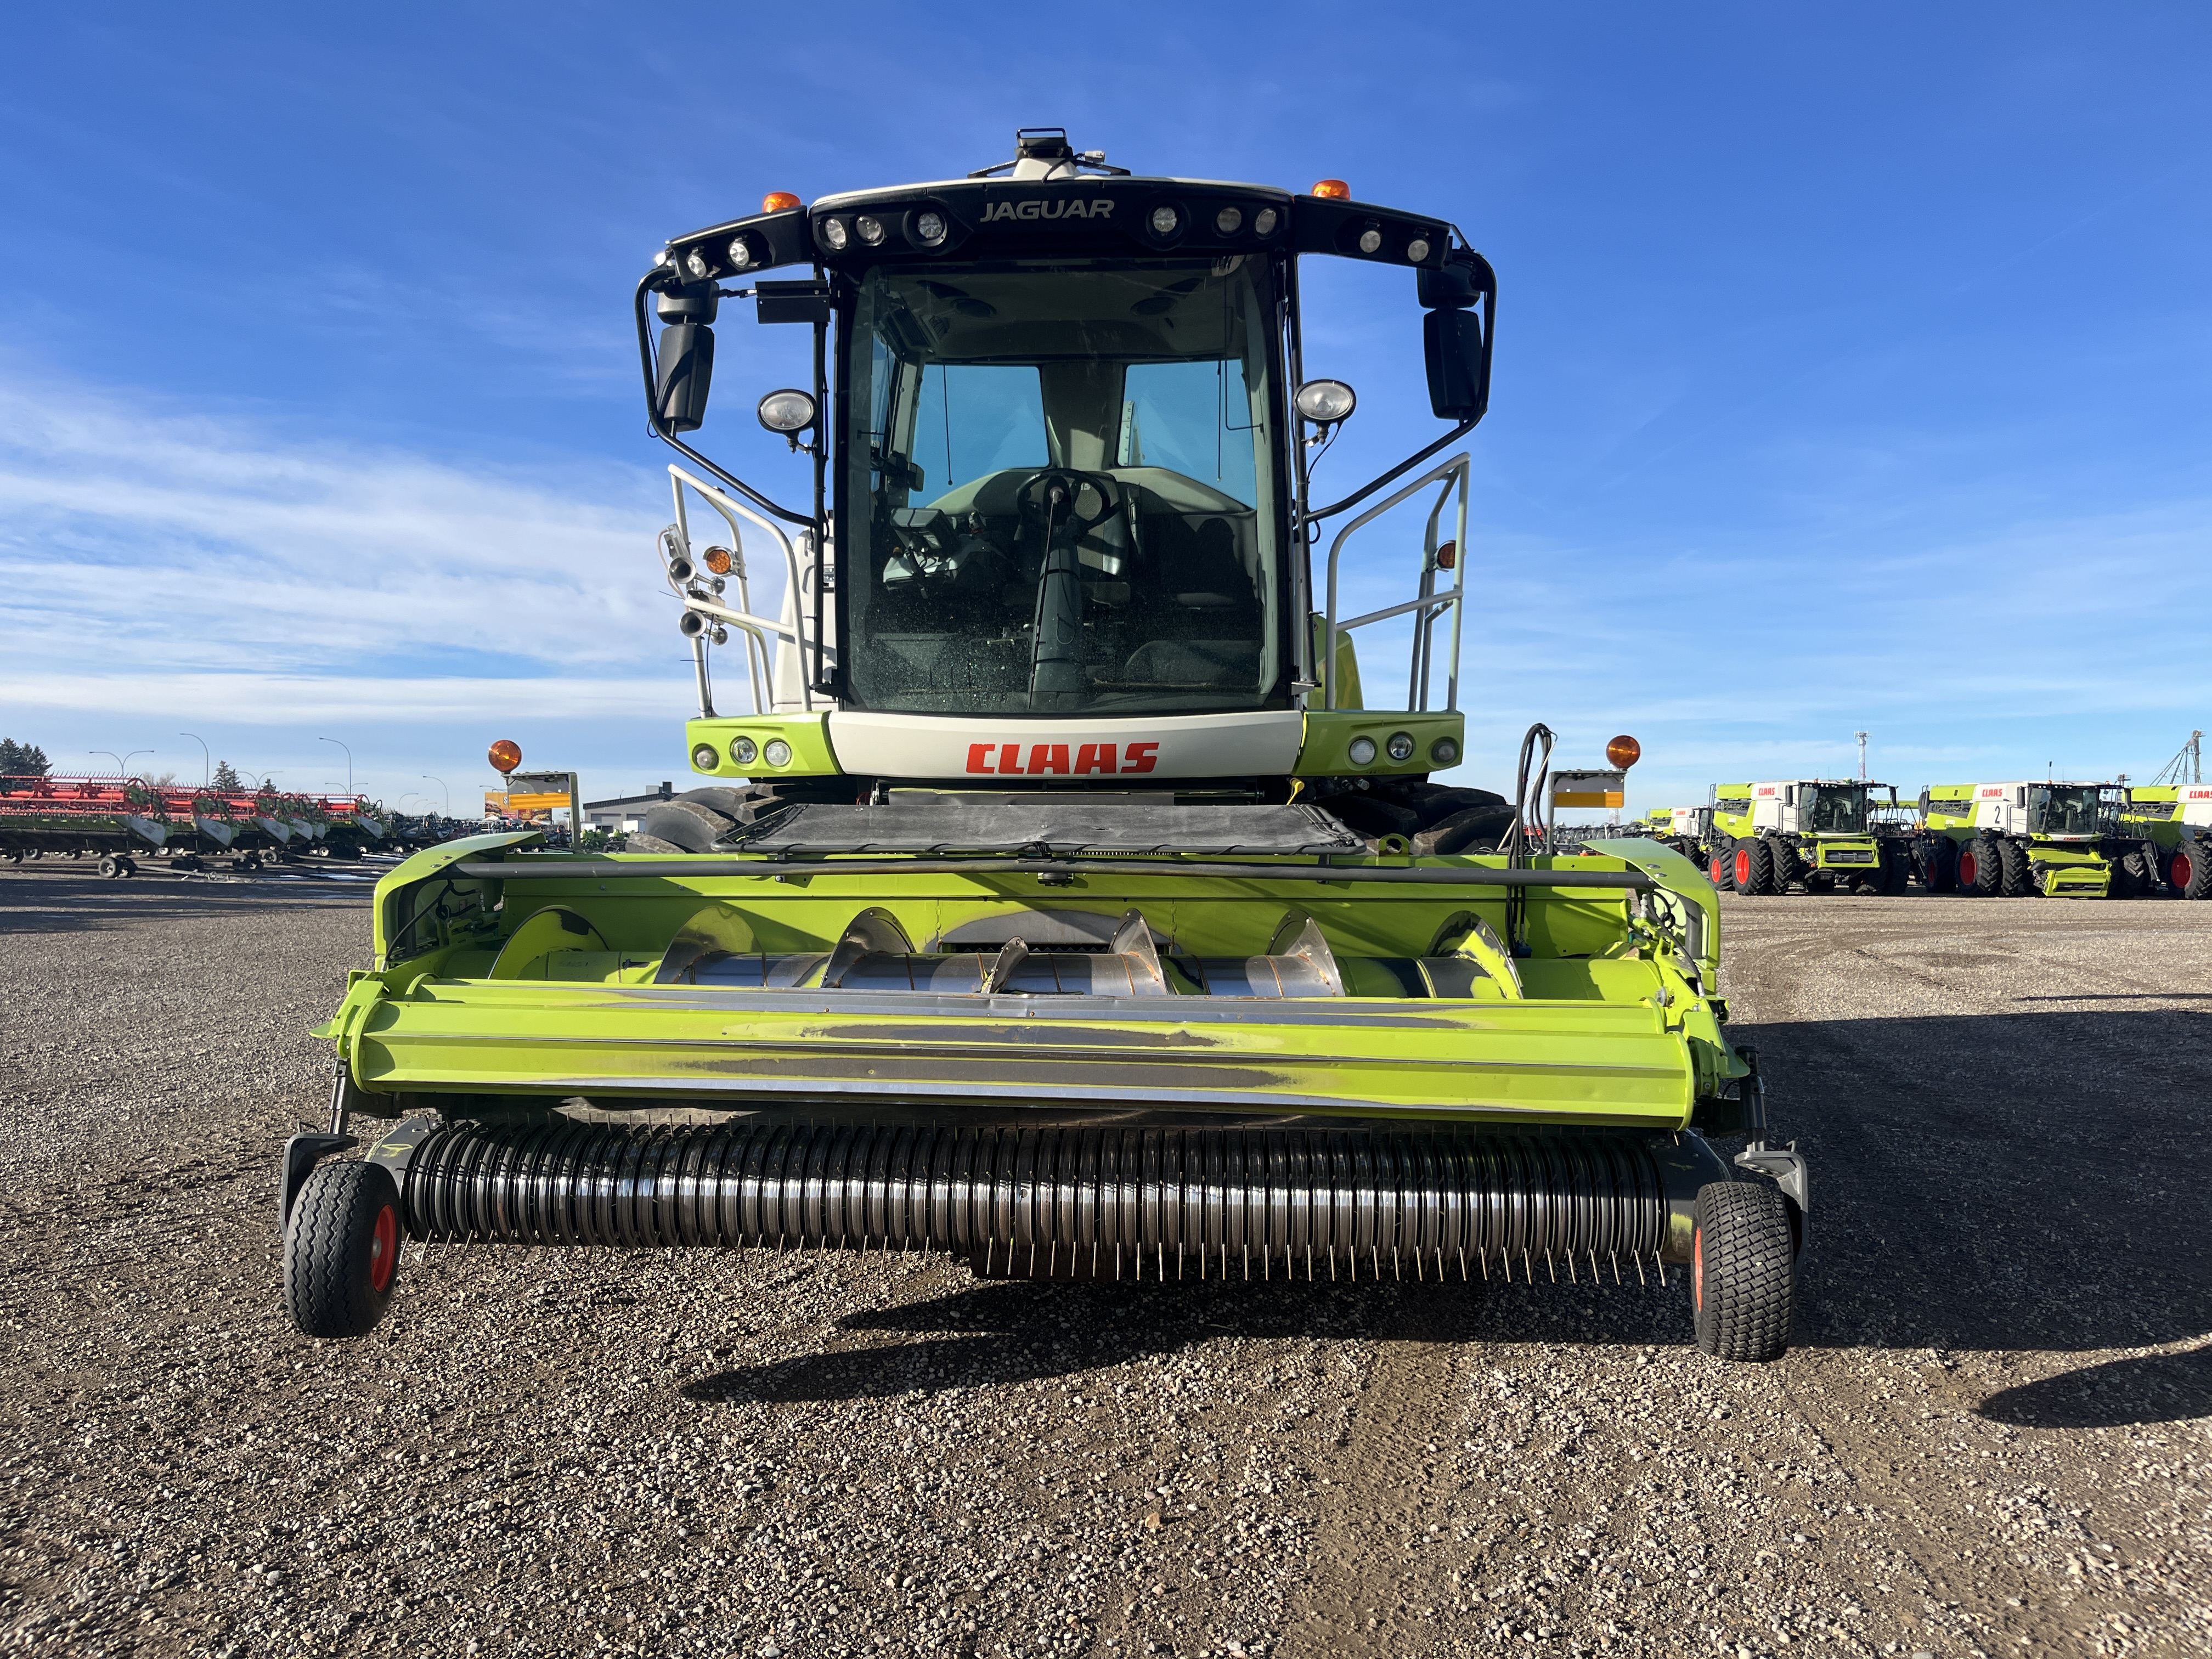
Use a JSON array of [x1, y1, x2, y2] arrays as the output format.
[[841, 257, 1284, 714], [2029, 786, 2104, 837], [1806, 785, 1867, 834]]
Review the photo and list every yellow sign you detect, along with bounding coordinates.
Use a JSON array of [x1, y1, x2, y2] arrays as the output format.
[[505, 792, 571, 811]]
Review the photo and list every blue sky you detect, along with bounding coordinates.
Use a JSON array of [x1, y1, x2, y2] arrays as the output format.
[[2, 4, 2208, 813]]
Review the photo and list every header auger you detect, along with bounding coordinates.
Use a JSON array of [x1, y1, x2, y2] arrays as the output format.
[[281, 131, 1805, 1363]]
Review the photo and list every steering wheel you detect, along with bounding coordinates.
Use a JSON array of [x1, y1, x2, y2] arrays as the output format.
[[1014, 467, 1127, 548]]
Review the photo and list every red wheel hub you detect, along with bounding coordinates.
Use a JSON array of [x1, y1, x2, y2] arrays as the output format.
[[1959, 849, 1978, 887], [2176, 851, 2196, 890], [1735, 848, 1752, 887], [369, 1204, 397, 1292]]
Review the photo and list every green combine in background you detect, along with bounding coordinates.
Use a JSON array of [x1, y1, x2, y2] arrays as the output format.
[[276, 131, 1805, 1364], [2120, 782, 2212, 899], [1703, 780, 1908, 896], [1910, 781, 2155, 898]]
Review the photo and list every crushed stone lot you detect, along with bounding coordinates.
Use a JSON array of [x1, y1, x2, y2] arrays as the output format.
[[1, 864, 2208, 1657]]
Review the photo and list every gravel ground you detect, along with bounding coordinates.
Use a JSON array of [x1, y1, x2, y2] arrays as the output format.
[[2, 865, 2208, 1658]]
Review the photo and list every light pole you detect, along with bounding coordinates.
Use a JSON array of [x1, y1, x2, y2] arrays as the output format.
[[91, 749, 154, 777], [422, 775, 450, 814], [1854, 731, 1868, 782], [318, 737, 353, 795], [179, 733, 210, 786], [250, 770, 280, 791]]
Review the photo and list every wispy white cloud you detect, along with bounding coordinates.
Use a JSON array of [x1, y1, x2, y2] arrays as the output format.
[[0, 375, 773, 710]]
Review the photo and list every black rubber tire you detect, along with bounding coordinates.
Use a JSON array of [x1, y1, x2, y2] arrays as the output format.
[[1880, 846, 1910, 895], [2183, 843, 2212, 901], [284, 1161, 403, 1339], [2112, 851, 2145, 900], [1916, 837, 1956, 892], [1707, 848, 1735, 892], [1414, 803, 1516, 856], [1691, 1180, 1797, 1363], [1769, 840, 1801, 893], [1733, 838, 1774, 896], [97, 854, 122, 878], [1957, 837, 2000, 896], [639, 799, 736, 854], [1998, 838, 2036, 898]]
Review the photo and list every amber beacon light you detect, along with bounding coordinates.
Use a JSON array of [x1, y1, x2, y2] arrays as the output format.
[[761, 191, 802, 213], [488, 739, 523, 775], [1605, 735, 1643, 769], [1310, 179, 1352, 200]]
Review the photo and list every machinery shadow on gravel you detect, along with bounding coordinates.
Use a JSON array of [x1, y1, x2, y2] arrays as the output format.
[[1974, 1346, 2212, 1429], [682, 1277, 1697, 1404], [1736, 1009, 2212, 1359]]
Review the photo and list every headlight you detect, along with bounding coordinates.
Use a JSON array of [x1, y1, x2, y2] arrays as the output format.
[[1253, 207, 1280, 237], [726, 236, 755, 269], [1406, 237, 1431, 263], [682, 249, 711, 279], [1149, 204, 1180, 236], [1430, 736, 1460, 766], [913, 210, 947, 245], [819, 217, 849, 252], [1357, 228, 1383, 255], [1387, 732, 1416, 762], [1214, 205, 1243, 235], [757, 388, 818, 433], [1293, 379, 1358, 424], [1347, 736, 1378, 766], [691, 744, 719, 771], [763, 739, 793, 768], [730, 736, 758, 766], [855, 215, 887, 245]]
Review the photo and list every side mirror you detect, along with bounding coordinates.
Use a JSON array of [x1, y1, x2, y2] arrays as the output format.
[[656, 321, 714, 432], [1423, 307, 1487, 421]]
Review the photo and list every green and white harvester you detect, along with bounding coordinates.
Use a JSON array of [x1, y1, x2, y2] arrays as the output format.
[[1911, 781, 2154, 898], [280, 131, 1804, 1362], [1702, 780, 1908, 896]]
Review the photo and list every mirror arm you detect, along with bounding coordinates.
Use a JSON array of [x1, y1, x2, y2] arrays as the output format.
[[633, 270, 814, 529], [1306, 416, 1476, 523]]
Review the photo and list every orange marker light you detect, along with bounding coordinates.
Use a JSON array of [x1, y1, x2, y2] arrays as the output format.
[[1606, 735, 1642, 770], [761, 191, 802, 213], [701, 545, 733, 575], [488, 739, 523, 775], [1311, 179, 1352, 200], [1434, 540, 1457, 570]]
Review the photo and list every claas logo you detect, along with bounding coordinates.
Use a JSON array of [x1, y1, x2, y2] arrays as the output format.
[[967, 741, 1160, 776], [1979, 787, 2005, 798]]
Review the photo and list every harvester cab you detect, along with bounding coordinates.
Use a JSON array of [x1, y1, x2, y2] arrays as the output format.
[[1706, 779, 1906, 896], [283, 131, 1804, 1364], [1915, 781, 2159, 899]]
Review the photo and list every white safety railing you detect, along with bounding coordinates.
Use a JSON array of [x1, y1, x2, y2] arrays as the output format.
[[667, 465, 816, 714], [1320, 454, 1468, 712]]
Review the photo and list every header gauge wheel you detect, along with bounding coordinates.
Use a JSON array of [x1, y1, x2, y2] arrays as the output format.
[[1692, 1180, 1796, 1363], [284, 1161, 403, 1339]]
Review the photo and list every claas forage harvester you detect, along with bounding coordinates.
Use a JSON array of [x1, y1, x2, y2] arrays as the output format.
[[280, 131, 1806, 1362]]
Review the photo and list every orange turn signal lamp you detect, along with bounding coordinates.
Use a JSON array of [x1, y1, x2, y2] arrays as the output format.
[[1434, 540, 1456, 570], [488, 738, 523, 775], [701, 545, 733, 575], [1606, 735, 1642, 769], [1311, 179, 1351, 200], [762, 191, 802, 213]]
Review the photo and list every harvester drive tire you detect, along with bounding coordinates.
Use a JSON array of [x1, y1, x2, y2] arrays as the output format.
[[1691, 1180, 1796, 1363], [284, 1160, 403, 1339], [1734, 839, 1774, 896], [1769, 842, 1801, 893], [1708, 849, 1734, 892], [1958, 838, 2000, 896], [2182, 845, 2212, 901], [1880, 849, 1910, 895], [1917, 838, 1956, 892], [1998, 839, 2036, 898]]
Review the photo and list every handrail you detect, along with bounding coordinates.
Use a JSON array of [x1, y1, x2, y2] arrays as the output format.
[[1321, 454, 1469, 713], [668, 465, 816, 713]]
